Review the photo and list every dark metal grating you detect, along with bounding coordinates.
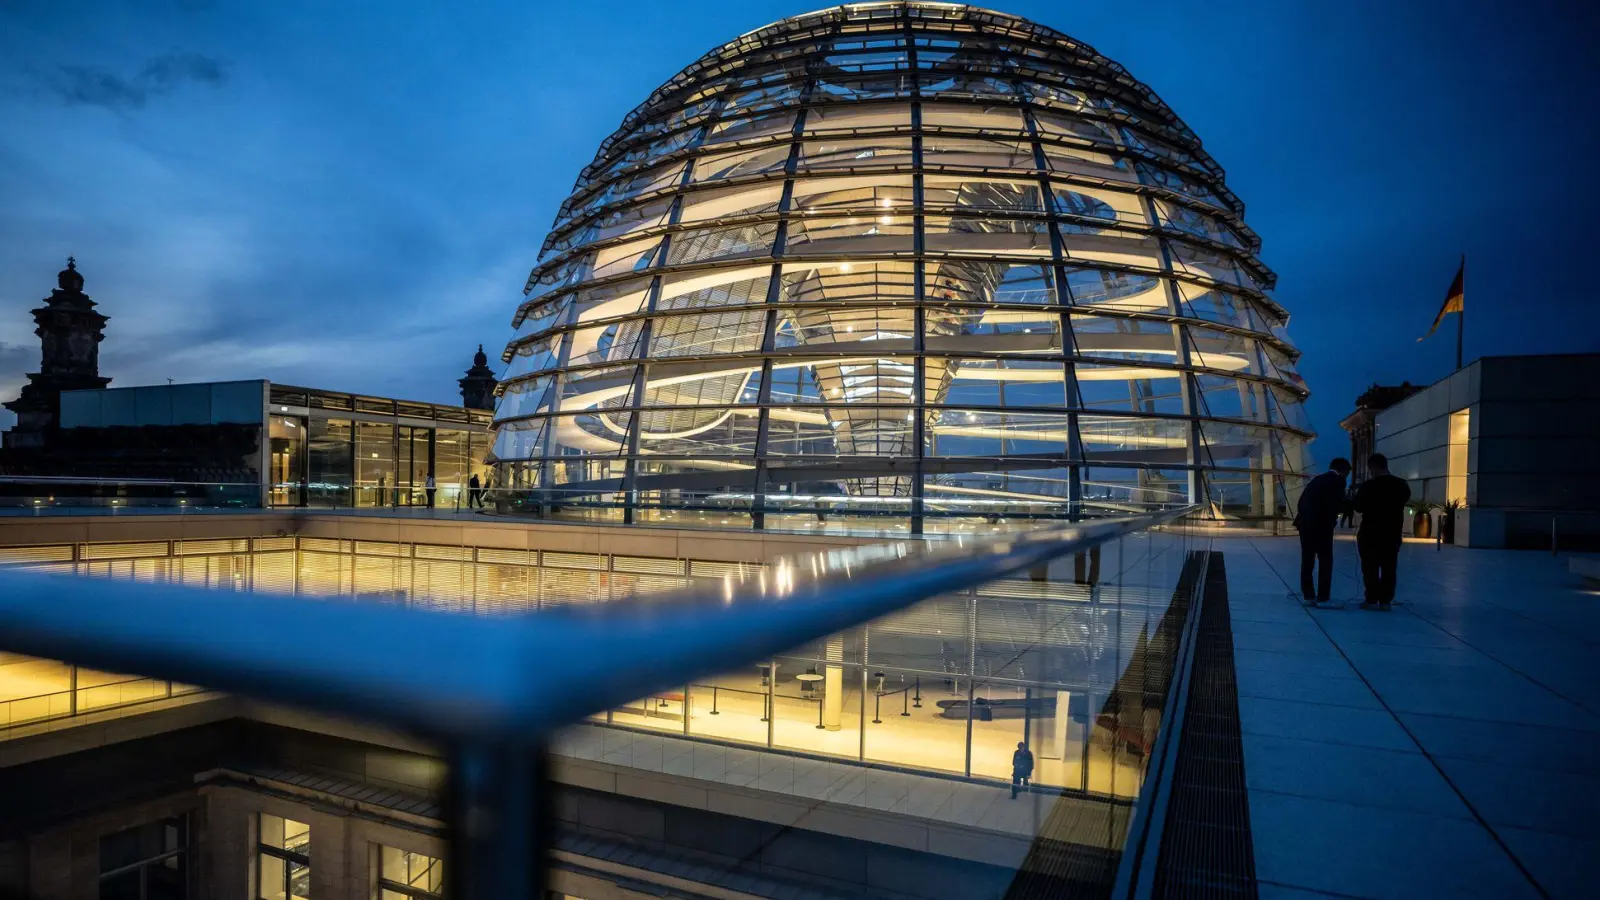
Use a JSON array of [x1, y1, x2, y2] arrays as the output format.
[[1153, 552, 1257, 899]]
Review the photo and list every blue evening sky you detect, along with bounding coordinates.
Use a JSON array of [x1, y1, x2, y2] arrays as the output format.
[[2, 0, 1596, 460]]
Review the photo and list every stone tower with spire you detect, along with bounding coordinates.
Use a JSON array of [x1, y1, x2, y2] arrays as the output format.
[[458, 344, 498, 411], [4, 258, 112, 450]]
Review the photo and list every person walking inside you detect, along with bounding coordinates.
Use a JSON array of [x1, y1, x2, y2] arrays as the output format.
[[1011, 741, 1035, 799], [1353, 453, 1411, 610], [424, 471, 437, 509], [468, 473, 482, 508], [1293, 457, 1351, 605]]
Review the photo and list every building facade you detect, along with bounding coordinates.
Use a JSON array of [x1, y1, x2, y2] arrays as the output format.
[[1371, 353, 1600, 549], [1338, 382, 1423, 484], [43, 380, 491, 508], [490, 1, 1314, 533]]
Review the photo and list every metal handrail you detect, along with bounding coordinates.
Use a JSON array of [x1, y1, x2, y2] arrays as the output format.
[[0, 503, 1198, 898]]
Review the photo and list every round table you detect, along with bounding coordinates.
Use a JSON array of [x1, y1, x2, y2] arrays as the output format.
[[796, 672, 824, 699]]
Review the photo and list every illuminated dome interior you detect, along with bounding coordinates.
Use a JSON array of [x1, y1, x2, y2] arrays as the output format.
[[490, 1, 1313, 532]]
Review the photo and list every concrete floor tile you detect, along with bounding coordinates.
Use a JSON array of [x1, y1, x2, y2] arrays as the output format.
[[1235, 668, 1382, 709], [1257, 885, 1358, 900], [1432, 756, 1600, 839], [1242, 734, 1468, 818], [1234, 648, 1364, 681], [1233, 631, 1342, 655], [1239, 696, 1416, 752], [1370, 680, 1600, 732], [1249, 791, 1539, 900], [1396, 712, 1600, 775], [1496, 826, 1596, 900]]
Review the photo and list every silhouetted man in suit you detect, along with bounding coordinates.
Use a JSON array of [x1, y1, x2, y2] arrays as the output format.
[[1294, 457, 1351, 604], [1353, 453, 1411, 610]]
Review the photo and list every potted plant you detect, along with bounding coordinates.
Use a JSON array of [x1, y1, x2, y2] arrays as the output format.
[[1441, 499, 1462, 544], [1411, 501, 1437, 540]]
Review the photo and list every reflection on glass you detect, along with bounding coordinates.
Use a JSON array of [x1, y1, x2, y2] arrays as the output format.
[[308, 418, 352, 507], [267, 415, 306, 507], [379, 845, 444, 899], [257, 814, 310, 900], [355, 421, 396, 507]]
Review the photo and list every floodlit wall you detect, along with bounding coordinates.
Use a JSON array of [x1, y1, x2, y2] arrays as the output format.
[[1374, 354, 1600, 548]]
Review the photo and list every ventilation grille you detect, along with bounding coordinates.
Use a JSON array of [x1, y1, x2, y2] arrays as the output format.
[[542, 551, 606, 571], [299, 537, 345, 554], [1153, 552, 1257, 899], [80, 542, 168, 560], [354, 541, 406, 557], [0, 545, 74, 564], [478, 548, 532, 566], [687, 560, 764, 578], [175, 539, 251, 556], [415, 544, 473, 562], [611, 555, 686, 576]]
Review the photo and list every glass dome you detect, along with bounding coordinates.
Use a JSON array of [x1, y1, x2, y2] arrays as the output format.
[[491, 1, 1312, 532]]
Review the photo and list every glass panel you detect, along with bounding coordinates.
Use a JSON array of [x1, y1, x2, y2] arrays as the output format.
[[257, 853, 285, 900], [929, 409, 1072, 456], [677, 181, 785, 223], [354, 421, 395, 507], [1061, 267, 1166, 311], [796, 137, 915, 172], [771, 656, 862, 760], [924, 215, 1052, 258], [435, 429, 468, 507], [920, 135, 1036, 170], [790, 174, 914, 214], [307, 418, 352, 508], [941, 360, 1068, 408], [665, 222, 778, 266], [920, 101, 1024, 130], [380, 845, 444, 894], [259, 815, 309, 855], [267, 415, 305, 507], [802, 100, 909, 134], [1042, 142, 1136, 182], [690, 143, 792, 182], [704, 109, 795, 145], [922, 175, 1045, 212], [1194, 373, 1270, 423], [785, 205, 916, 253]]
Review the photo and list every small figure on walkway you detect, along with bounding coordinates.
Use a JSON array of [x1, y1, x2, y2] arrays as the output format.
[[468, 473, 482, 508], [424, 471, 437, 508], [1340, 481, 1359, 529], [1293, 457, 1351, 605], [1011, 741, 1034, 799], [1353, 453, 1411, 610]]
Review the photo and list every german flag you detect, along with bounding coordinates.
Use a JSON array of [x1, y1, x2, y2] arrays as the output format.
[[1421, 256, 1465, 340]]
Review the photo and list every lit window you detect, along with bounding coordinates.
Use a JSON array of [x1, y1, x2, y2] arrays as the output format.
[[257, 814, 311, 900], [377, 846, 444, 899]]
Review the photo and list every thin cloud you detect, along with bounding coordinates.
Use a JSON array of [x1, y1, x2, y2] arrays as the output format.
[[42, 51, 227, 111]]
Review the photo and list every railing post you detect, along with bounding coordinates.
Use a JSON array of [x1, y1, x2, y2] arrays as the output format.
[[446, 742, 547, 900]]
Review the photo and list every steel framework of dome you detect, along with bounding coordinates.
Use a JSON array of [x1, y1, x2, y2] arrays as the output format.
[[491, 1, 1313, 532]]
